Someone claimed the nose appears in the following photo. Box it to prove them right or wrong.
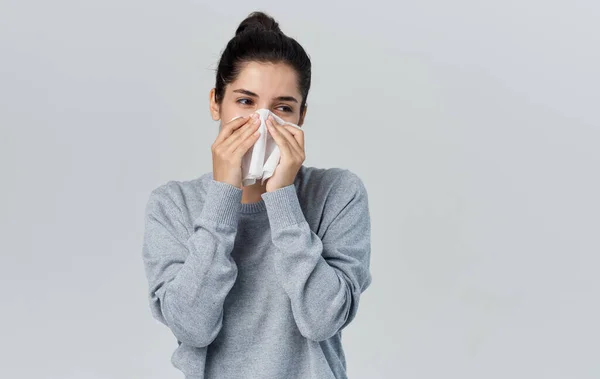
[256,103,272,112]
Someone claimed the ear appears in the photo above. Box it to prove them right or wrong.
[298,103,307,127]
[209,88,220,121]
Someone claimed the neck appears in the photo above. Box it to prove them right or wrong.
[241,181,267,204]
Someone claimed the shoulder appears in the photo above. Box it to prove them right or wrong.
[303,166,367,197]
[327,169,368,210]
[145,172,213,217]
[332,168,367,194]
[304,167,370,241]
[298,165,368,212]
[299,164,365,186]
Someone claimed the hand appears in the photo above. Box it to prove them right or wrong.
[211,113,261,188]
[264,115,306,192]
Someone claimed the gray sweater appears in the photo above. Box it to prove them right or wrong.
[142,164,372,379]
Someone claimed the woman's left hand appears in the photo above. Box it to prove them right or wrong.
[265,114,305,192]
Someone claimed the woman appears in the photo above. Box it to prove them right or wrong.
[142,11,372,379]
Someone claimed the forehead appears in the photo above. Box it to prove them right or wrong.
[230,61,300,97]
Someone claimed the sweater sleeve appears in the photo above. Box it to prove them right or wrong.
[261,170,373,342]
[142,179,242,347]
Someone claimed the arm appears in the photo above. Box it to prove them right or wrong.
[261,170,373,342]
[142,179,242,347]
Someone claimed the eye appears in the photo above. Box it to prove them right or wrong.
[276,105,293,113]
[236,98,254,106]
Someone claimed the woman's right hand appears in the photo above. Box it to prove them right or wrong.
[211,113,262,188]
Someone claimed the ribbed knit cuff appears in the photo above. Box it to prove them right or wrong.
[195,179,242,228]
[261,184,306,229]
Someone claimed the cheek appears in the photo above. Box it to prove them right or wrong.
[220,110,254,125]
[218,107,241,124]
[220,99,254,122]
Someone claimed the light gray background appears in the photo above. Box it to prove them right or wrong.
[1,1,598,378]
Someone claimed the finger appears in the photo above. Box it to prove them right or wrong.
[216,114,259,149]
[232,127,262,158]
[213,115,251,146]
[221,114,261,151]
[267,118,303,156]
[266,118,293,158]
[227,118,261,154]
[280,123,304,151]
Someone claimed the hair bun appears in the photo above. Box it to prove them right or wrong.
[235,11,282,36]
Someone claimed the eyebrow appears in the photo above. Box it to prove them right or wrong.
[233,88,298,103]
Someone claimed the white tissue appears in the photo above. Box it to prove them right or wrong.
[227,108,301,187]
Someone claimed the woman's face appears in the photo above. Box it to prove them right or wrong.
[209,61,306,127]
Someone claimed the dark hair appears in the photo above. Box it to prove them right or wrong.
[214,11,311,116]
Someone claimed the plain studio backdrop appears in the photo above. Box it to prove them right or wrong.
[1,1,598,378]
